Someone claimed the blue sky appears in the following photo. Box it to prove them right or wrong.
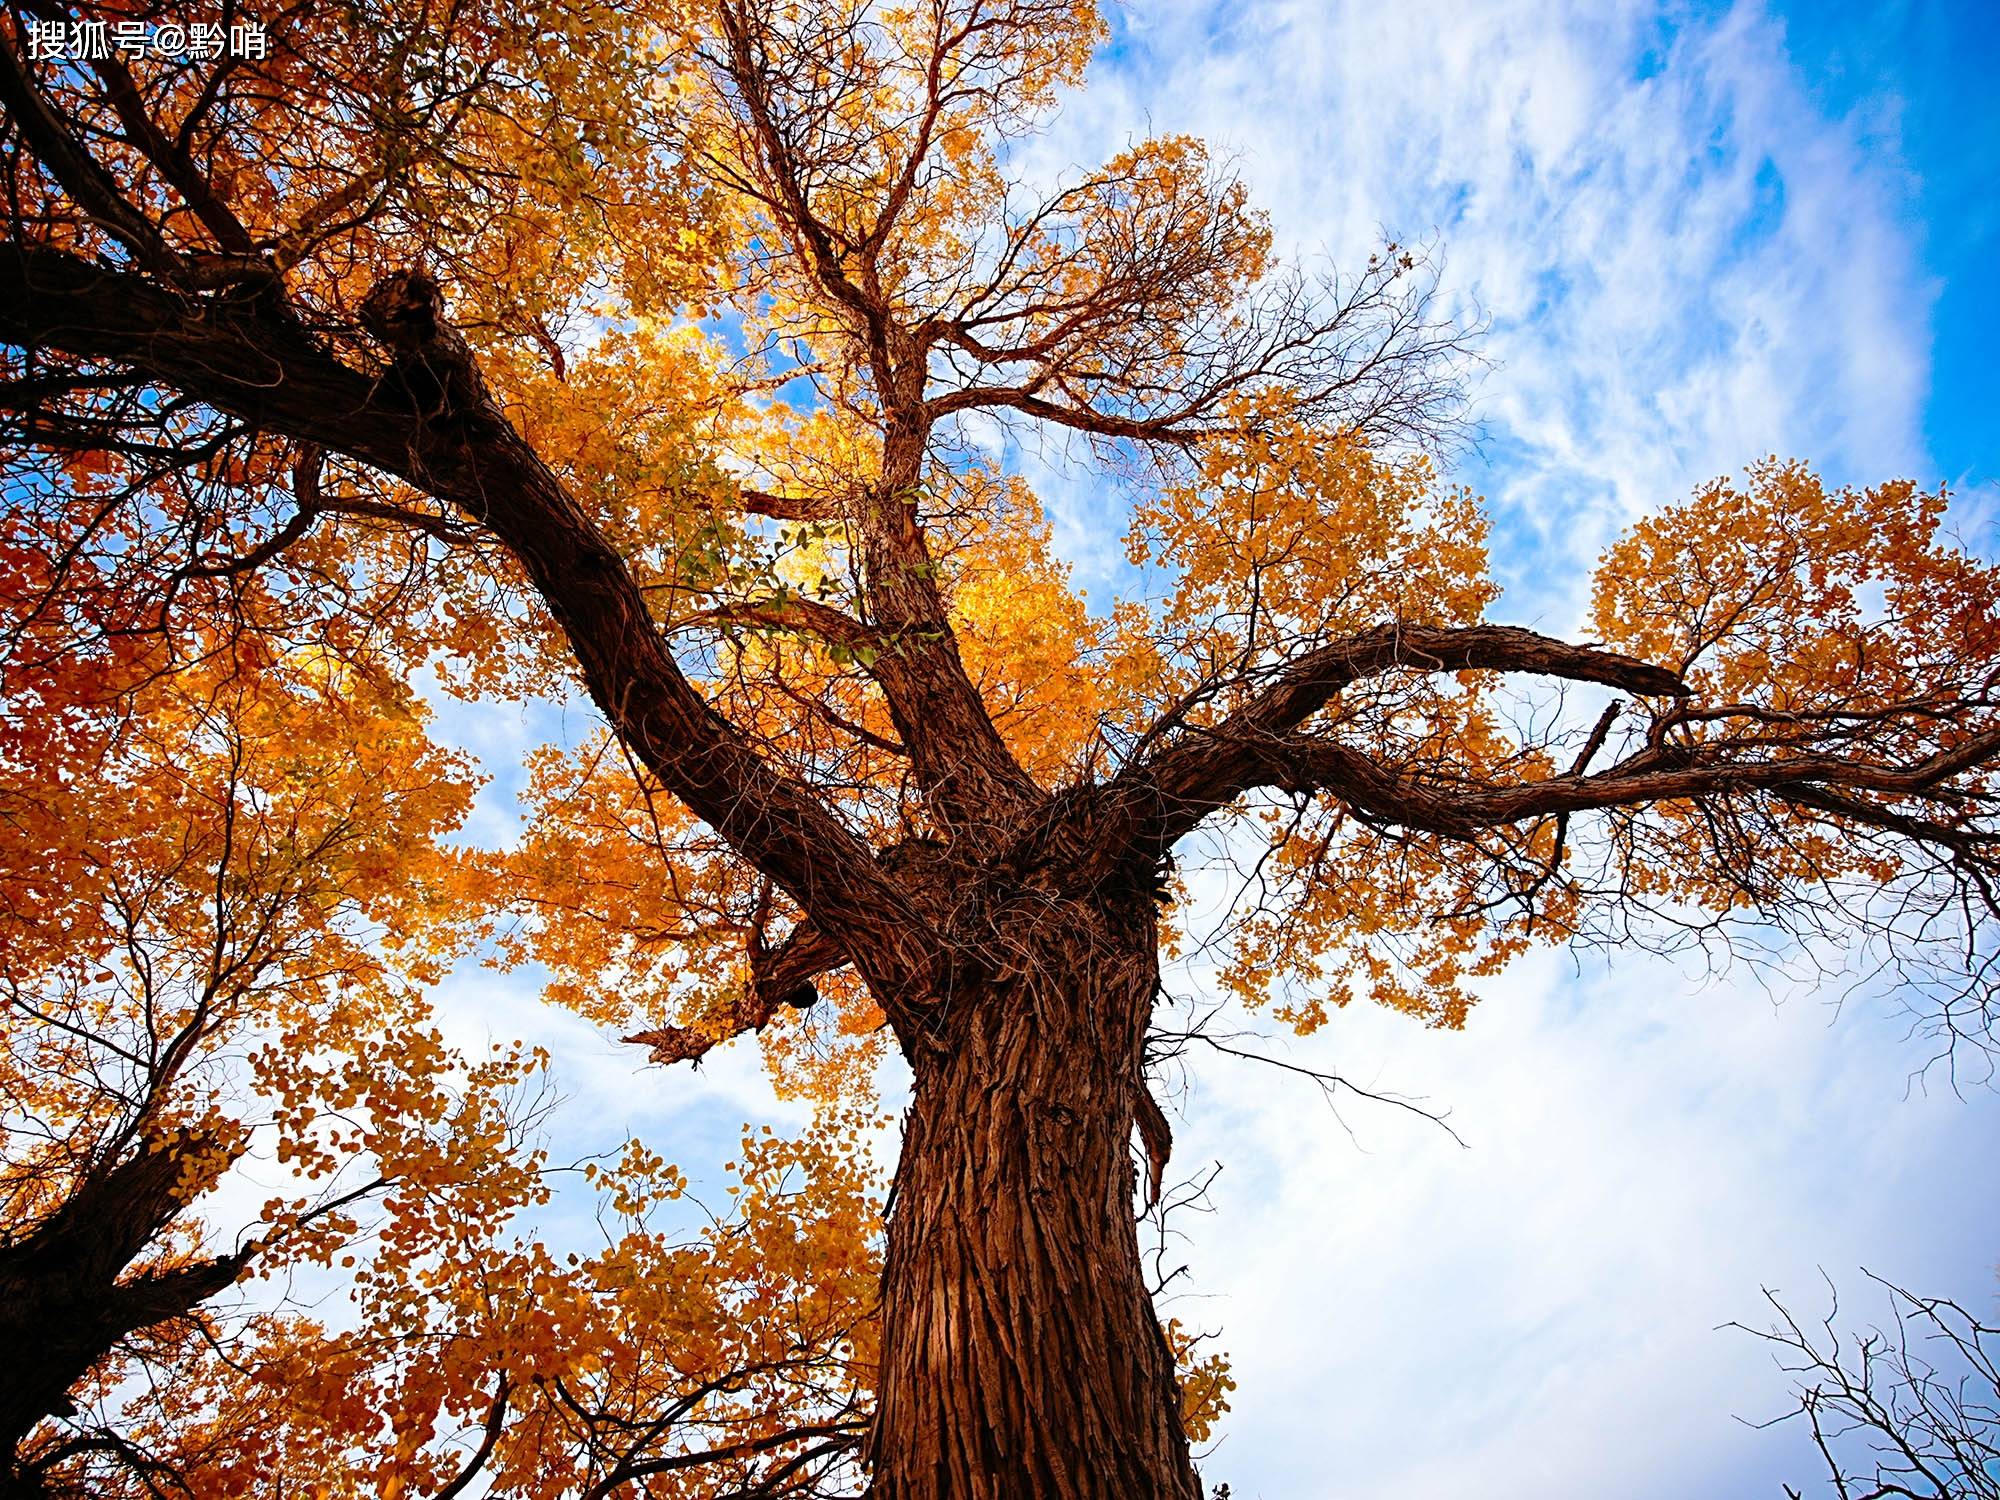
[1773,0,2000,491]
[1017,3,2000,1496]
[386,4,2000,1496]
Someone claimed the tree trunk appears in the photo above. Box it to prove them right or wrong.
[865,895,1200,1500]
[0,1135,249,1472]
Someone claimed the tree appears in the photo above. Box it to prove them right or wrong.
[6,1,2000,1495]
[1736,1274,2000,1499]
[0,558,534,1489]
[0,520,884,1497]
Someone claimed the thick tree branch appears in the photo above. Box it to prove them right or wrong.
[0,1130,255,1455]
[708,4,1046,829]
[1216,725,2000,844]
[0,246,940,1009]
[1115,622,1692,851]
[679,597,878,653]
[734,486,842,522]
[434,1374,512,1500]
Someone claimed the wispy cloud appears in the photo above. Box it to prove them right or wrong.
[1030,0,1932,626]
[1164,940,2000,1497]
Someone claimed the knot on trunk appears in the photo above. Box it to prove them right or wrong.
[359,267,447,348]
[359,267,492,422]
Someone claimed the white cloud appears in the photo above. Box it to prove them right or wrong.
[1166,940,2000,1497]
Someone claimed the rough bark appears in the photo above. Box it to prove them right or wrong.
[865,888,1200,1500]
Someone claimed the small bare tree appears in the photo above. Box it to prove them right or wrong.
[1734,1273,2000,1499]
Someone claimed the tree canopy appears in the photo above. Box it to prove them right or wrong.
[4,1,1999,1495]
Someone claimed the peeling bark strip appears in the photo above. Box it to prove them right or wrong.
[626,918,836,1065]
